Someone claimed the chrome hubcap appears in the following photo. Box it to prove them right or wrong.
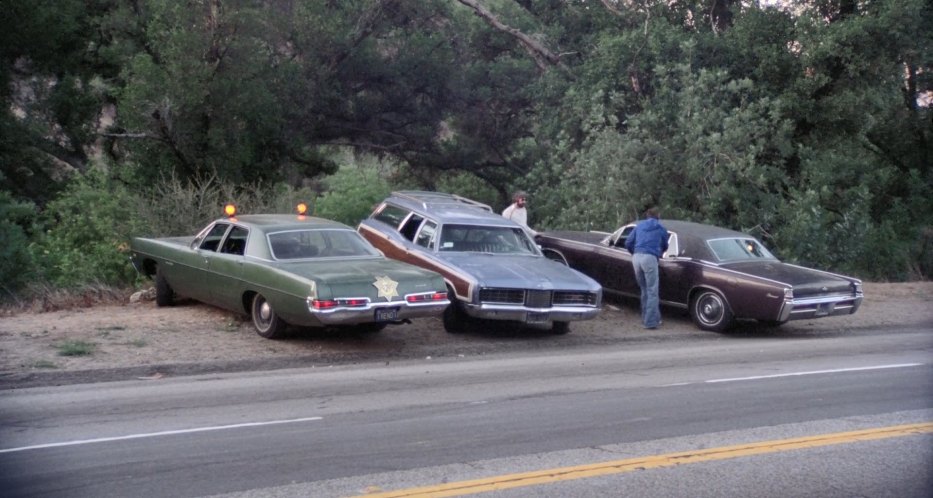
[259,301,272,322]
[699,296,722,323]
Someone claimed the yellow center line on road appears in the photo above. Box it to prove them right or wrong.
[355,422,933,498]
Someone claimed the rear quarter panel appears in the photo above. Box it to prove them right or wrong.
[691,264,787,321]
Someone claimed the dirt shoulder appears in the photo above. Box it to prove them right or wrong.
[1,282,931,388]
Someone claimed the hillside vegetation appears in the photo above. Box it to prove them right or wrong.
[1,0,931,299]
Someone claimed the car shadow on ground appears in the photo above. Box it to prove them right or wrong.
[608,294,858,339]
[453,319,574,339]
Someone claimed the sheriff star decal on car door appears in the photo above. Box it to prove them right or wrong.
[373,276,399,301]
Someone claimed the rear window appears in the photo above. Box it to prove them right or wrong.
[268,229,380,260]
[707,237,776,262]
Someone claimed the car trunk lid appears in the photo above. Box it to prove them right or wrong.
[724,261,855,297]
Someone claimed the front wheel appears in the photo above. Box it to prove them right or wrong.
[690,289,734,332]
[442,294,469,334]
[154,266,174,307]
[551,321,571,335]
[251,293,287,339]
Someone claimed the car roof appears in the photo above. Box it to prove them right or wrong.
[387,191,493,213]
[218,214,352,232]
[659,220,754,240]
[383,191,516,226]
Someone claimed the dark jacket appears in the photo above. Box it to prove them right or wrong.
[625,218,669,258]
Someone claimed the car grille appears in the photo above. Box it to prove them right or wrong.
[524,290,552,308]
[554,291,598,306]
[479,288,525,304]
[478,289,595,308]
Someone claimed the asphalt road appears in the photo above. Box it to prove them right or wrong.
[1,326,931,497]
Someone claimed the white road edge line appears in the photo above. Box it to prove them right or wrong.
[706,363,924,384]
[0,416,323,454]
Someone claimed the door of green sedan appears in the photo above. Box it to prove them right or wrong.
[206,226,251,309]
[183,222,232,305]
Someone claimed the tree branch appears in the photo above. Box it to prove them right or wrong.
[453,0,570,75]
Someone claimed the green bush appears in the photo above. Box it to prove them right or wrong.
[314,164,392,226]
[0,191,39,295]
[35,171,146,287]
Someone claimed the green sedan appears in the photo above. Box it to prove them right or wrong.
[130,209,450,338]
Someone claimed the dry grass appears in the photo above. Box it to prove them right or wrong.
[0,283,130,316]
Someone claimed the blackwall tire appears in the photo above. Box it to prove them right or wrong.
[155,267,174,307]
[251,293,287,339]
[442,299,469,334]
[690,289,734,332]
[551,321,571,335]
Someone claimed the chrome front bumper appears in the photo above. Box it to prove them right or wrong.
[463,302,601,323]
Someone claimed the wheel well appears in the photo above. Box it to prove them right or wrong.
[143,259,158,278]
[444,280,465,302]
[241,291,257,315]
[689,286,722,305]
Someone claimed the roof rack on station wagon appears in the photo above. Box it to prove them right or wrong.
[391,191,493,212]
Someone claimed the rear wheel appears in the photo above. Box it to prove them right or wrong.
[154,267,174,307]
[690,289,734,332]
[251,293,287,339]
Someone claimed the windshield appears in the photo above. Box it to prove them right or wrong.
[268,229,380,260]
[707,237,776,262]
[438,224,538,255]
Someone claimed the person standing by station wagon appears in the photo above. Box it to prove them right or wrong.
[502,190,537,235]
[625,207,669,329]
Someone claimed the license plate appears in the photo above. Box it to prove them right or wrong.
[814,303,833,317]
[375,307,399,322]
[526,312,549,323]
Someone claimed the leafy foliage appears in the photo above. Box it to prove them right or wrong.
[0,191,39,295]
[314,164,392,227]
[2,0,931,287]
[35,171,146,287]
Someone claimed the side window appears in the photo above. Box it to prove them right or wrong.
[613,226,635,248]
[199,223,230,252]
[663,232,678,258]
[399,214,424,241]
[415,221,437,250]
[373,204,410,229]
[220,226,249,255]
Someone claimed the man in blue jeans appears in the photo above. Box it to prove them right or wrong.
[625,207,669,329]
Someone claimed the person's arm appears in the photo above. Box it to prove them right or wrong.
[625,229,636,253]
[660,229,669,255]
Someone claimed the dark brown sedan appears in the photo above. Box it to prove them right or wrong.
[536,220,863,331]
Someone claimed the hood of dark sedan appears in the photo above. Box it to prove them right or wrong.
[437,253,600,291]
[723,261,858,296]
